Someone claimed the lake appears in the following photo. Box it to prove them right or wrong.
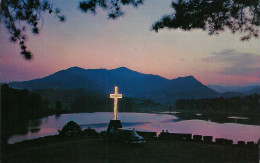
[8,112,260,144]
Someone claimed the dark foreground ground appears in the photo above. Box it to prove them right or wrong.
[2,136,259,163]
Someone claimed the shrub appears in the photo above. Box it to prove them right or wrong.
[82,127,99,137]
[58,121,82,137]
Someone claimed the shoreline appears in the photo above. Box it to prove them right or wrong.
[3,136,259,163]
[6,111,260,144]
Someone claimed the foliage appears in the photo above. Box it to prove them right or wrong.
[1,0,65,59]
[58,121,82,137]
[1,0,259,60]
[1,0,143,60]
[175,94,260,114]
[55,100,62,110]
[1,84,65,141]
[79,0,144,19]
[82,127,99,137]
[68,94,115,112]
[1,84,57,152]
[152,0,260,41]
[1,86,159,127]
[69,94,160,112]
[32,88,93,109]
[1,84,50,123]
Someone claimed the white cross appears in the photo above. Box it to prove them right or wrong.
[110,86,123,120]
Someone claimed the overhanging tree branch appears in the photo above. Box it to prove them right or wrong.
[1,0,66,60]
[1,0,259,60]
[152,0,260,41]
[78,0,144,19]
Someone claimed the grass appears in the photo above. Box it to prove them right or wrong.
[2,136,259,163]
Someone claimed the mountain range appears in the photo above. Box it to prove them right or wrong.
[9,66,259,103]
[207,84,260,95]
[9,66,221,103]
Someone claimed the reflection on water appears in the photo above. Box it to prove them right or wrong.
[158,111,181,114]
[28,119,42,127]
[169,112,259,125]
[8,112,260,144]
[30,128,40,133]
[228,116,249,120]
[80,122,150,129]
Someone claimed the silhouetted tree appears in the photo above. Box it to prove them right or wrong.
[55,100,62,110]
[1,84,53,154]
[78,0,144,19]
[2,0,258,60]
[175,94,260,114]
[1,84,57,138]
[152,0,259,41]
[1,0,143,60]
[82,127,99,137]
[58,121,82,137]
[1,0,65,59]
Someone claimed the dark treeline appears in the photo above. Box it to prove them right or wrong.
[1,84,160,146]
[1,85,160,127]
[33,88,160,113]
[70,95,159,112]
[1,84,63,122]
[1,84,66,149]
[175,95,260,115]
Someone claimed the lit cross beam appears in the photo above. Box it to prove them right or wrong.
[110,86,123,120]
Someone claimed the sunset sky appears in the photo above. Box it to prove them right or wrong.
[1,0,259,86]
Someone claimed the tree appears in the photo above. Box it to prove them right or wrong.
[152,0,259,41]
[1,0,66,59]
[1,0,259,60]
[78,0,143,19]
[55,100,62,110]
[58,121,82,137]
[1,0,143,60]
[82,127,99,137]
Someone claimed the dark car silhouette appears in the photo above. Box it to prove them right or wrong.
[116,128,145,144]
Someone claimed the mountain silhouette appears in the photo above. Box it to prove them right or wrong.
[9,66,220,103]
[207,84,260,95]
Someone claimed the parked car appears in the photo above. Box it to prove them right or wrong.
[116,128,145,144]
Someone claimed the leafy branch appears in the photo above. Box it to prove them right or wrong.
[1,0,66,60]
[1,0,259,60]
[78,0,144,19]
[152,0,260,41]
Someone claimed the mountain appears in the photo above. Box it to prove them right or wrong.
[245,88,260,95]
[9,66,220,103]
[219,91,244,98]
[236,86,260,94]
[207,85,235,93]
[207,84,260,95]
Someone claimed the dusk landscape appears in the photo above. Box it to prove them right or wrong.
[1,0,260,162]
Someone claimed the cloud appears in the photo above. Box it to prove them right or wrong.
[203,49,260,78]
[180,58,185,61]
[222,67,260,78]
[211,49,236,56]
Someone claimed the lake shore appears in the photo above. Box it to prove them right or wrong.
[2,136,259,163]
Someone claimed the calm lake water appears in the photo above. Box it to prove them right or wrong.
[8,112,260,144]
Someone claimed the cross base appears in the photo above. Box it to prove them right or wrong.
[107,120,122,133]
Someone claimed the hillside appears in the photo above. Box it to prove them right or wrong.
[9,66,220,103]
[207,85,260,95]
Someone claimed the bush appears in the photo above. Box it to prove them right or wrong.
[58,121,82,137]
[82,127,99,137]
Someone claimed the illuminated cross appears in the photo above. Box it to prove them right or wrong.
[110,86,123,120]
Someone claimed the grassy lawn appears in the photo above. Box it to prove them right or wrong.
[2,136,259,163]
